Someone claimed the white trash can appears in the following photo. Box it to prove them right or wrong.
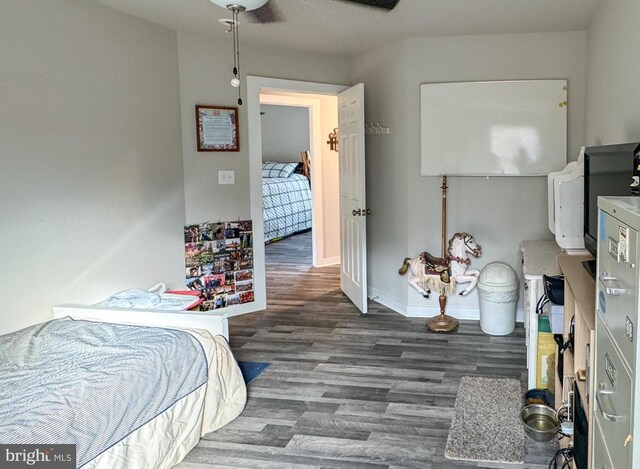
[478,262,519,335]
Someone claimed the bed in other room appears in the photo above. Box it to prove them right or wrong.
[262,161,312,242]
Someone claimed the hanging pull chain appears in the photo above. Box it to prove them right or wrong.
[231,14,237,77]
[233,9,242,105]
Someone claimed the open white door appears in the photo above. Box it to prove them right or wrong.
[338,83,367,314]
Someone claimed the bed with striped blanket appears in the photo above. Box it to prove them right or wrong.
[263,172,312,242]
[0,317,246,468]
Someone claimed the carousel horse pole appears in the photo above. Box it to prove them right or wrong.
[441,176,447,258]
[425,175,460,333]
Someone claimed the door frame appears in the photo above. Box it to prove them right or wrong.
[246,76,348,311]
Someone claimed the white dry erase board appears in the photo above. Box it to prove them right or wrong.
[420,80,567,176]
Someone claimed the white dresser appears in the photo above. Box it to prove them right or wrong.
[521,240,562,389]
[593,197,640,468]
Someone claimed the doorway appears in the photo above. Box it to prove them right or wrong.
[260,101,313,267]
[247,76,347,308]
[259,91,340,271]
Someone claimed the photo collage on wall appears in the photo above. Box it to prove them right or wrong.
[184,220,254,310]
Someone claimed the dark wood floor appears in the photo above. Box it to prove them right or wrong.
[180,243,557,468]
[265,231,313,266]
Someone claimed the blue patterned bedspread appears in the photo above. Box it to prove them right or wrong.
[0,318,208,467]
[263,173,312,242]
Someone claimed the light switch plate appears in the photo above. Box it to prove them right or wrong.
[218,170,235,185]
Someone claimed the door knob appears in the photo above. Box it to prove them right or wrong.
[353,208,371,217]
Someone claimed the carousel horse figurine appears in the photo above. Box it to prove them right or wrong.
[398,251,449,299]
[398,232,482,298]
[447,232,482,295]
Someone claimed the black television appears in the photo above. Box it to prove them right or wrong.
[582,142,640,277]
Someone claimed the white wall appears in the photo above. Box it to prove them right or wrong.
[586,0,640,145]
[353,32,588,318]
[261,105,310,163]
[0,3,599,333]
[404,32,587,317]
[177,33,349,314]
[351,41,410,309]
[0,0,185,334]
[177,32,351,226]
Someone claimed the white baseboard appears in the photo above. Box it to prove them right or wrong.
[405,304,482,320]
[369,288,407,315]
[369,287,524,322]
[315,255,340,267]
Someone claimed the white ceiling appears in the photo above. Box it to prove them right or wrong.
[92,0,605,56]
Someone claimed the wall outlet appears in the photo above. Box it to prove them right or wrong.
[218,170,235,185]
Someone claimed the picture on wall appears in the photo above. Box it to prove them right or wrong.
[184,220,254,310]
[195,105,239,152]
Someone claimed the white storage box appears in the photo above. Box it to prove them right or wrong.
[549,304,564,334]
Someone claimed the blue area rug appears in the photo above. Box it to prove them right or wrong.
[237,361,270,384]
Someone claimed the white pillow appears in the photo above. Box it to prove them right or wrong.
[262,162,298,178]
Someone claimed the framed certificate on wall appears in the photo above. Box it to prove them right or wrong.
[195,105,239,152]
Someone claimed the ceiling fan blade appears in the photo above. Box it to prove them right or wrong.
[246,2,284,23]
[339,0,401,10]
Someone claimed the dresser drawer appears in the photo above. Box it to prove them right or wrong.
[593,415,615,469]
[597,215,638,370]
[594,316,633,468]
